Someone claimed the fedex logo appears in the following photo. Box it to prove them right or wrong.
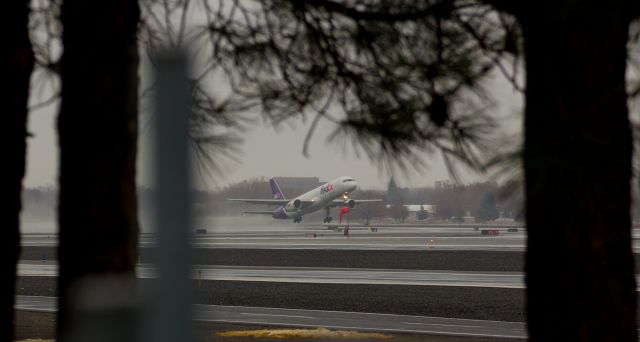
[320,183,334,195]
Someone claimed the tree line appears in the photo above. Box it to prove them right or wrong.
[23,177,640,224]
[19,179,521,223]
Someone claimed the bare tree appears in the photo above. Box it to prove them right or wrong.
[18,0,640,340]
[57,0,140,338]
[179,0,640,340]
[16,1,241,338]
[139,0,246,178]
[0,1,34,340]
[495,3,639,340]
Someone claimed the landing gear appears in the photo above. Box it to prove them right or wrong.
[323,207,332,223]
[293,216,302,223]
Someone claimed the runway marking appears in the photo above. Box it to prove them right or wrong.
[18,263,640,291]
[240,313,314,319]
[188,236,526,240]
[16,263,525,288]
[404,322,487,329]
[189,243,528,248]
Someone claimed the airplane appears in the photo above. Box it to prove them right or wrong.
[228,176,383,223]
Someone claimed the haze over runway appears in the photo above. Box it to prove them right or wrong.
[18,262,527,288]
[19,223,640,253]
[14,217,612,339]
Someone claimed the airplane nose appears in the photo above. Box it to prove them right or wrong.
[351,181,358,192]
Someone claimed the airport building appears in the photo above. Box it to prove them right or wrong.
[276,176,323,188]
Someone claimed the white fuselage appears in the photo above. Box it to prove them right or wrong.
[279,176,357,218]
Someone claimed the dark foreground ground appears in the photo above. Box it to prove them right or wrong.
[17,277,525,321]
[23,246,640,273]
[17,247,526,341]
[15,311,521,342]
[23,247,525,272]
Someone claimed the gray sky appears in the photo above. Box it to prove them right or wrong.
[135,112,464,191]
[22,2,525,192]
[24,72,522,191]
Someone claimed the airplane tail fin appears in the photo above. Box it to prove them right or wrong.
[270,178,286,200]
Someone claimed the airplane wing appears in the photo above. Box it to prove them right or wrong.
[330,199,385,207]
[243,211,276,215]
[227,198,289,205]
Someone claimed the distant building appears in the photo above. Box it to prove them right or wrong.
[462,216,476,223]
[435,180,451,189]
[386,204,435,220]
[403,204,435,214]
[277,176,322,186]
[463,210,476,223]
[276,177,323,192]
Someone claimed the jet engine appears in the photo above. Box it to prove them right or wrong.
[346,199,356,208]
[293,199,302,209]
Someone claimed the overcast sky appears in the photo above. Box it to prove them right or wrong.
[24,71,522,192]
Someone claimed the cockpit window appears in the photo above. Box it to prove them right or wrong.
[343,178,355,182]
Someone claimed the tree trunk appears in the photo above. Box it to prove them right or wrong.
[58,0,139,338]
[0,1,34,341]
[520,4,637,341]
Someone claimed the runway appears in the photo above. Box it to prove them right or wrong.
[15,295,528,339]
[14,218,633,339]
[17,263,525,288]
[184,229,528,251]
[20,223,529,251]
[21,231,640,252]
[21,216,640,253]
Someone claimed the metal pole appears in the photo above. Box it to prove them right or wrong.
[149,50,193,342]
